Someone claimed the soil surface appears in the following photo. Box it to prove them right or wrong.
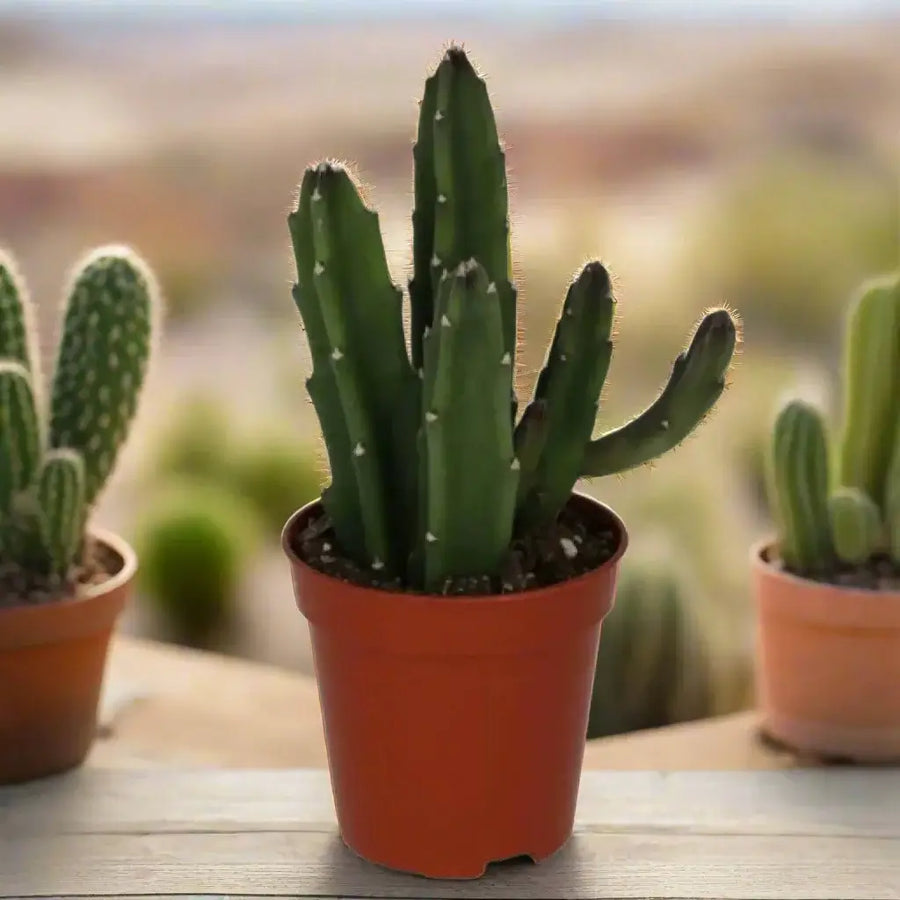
[773,553,900,593]
[292,503,620,596]
[0,537,122,609]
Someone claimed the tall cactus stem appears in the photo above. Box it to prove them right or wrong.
[768,400,833,574]
[516,261,615,526]
[837,277,900,508]
[421,259,518,591]
[49,247,156,508]
[886,416,900,564]
[0,361,41,516]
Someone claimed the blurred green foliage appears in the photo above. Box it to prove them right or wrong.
[684,150,899,347]
[134,479,263,647]
[588,546,716,739]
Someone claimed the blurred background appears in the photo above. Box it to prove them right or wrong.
[1,0,898,736]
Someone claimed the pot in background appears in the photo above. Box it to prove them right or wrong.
[752,539,900,763]
[0,530,136,784]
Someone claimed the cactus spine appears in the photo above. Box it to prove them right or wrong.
[287,45,739,592]
[766,273,900,578]
[0,247,157,593]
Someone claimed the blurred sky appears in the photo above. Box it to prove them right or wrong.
[1,0,898,21]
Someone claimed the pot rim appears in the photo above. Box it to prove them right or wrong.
[751,535,900,600]
[282,490,629,603]
[0,526,137,615]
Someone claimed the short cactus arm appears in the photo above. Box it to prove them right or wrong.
[515,261,615,525]
[289,163,420,574]
[410,47,516,376]
[49,248,156,508]
[828,486,883,567]
[581,308,737,478]
[421,260,518,591]
[0,362,41,516]
[886,416,900,564]
[768,400,834,574]
[837,276,900,509]
[35,449,86,578]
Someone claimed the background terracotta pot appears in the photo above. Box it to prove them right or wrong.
[0,530,136,784]
[283,492,628,879]
[752,539,900,763]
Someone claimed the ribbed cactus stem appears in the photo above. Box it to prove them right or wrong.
[828,486,883,567]
[49,248,156,508]
[288,163,420,574]
[421,259,518,591]
[36,449,86,577]
[581,308,737,478]
[516,261,615,526]
[409,45,516,378]
[837,276,900,509]
[0,362,41,516]
[0,251,40,381]
[768,400,833,574]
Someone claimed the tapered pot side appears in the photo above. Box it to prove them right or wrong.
[282,492,628,879]
[751,539,900,763]
[0,530,136,784]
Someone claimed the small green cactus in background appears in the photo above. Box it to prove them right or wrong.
[767,273,900,578]
[0,246,158,597]
[135,479,261,647]
[287,46,739,593]
[587,551,715,739]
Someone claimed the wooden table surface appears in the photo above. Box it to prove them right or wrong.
[93,636,801,770]
[2,768,899,899]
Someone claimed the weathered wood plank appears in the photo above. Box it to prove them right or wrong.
[3,769,899,838]
[1,770,899,899]
[3,831,899,899]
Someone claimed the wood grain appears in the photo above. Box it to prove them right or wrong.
[2,769,899,899]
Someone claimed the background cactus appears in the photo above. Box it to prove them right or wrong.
[766,273,900,578]
[587,551,715,739]
[0,246,157,599]
[288,45,739,592]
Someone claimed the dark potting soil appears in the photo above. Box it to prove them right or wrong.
[774,553,900,592]
[0,537,122,610]
[292,503,619,596]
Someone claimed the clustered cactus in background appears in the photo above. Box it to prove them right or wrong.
[587,551,715,739]
[768,274,900,583]
[0,247,156,602]
[288,45,739,594]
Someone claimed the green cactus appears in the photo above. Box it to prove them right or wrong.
[769,400,833,574]
[286,45,739,592]
[828,487,882,567]
[0,246,158,595]
[587,553,715,739]
[766,273,900,578]
[36,450,86,579]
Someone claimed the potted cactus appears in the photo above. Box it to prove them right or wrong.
[0,246,158,784]
[756,272,900,762]
[281,46,738,879]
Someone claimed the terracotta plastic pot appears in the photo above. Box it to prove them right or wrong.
[0,530,136,784]
[283,492,627,879]
[752,539,900,763]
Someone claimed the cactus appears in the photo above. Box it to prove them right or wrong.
[766,273,900,578]
[587,553,715,739]
[0,246,158,596]
[287,45,739,592]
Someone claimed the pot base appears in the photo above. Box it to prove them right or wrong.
[341,831,570,881]
[761,713,900,765]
